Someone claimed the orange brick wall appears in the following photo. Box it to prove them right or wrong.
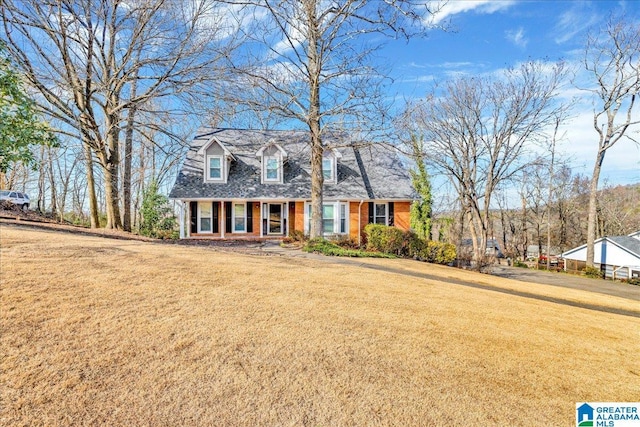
[251,202,261,236]
[393,201,411,231]
[349,201,369,241]
[294,201,305,234]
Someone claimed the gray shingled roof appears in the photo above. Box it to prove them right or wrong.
[608,236,640,258]
[169,128,415,200]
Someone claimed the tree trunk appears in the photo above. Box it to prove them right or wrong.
[586,149,606,267]
[47,148,57,218]
[465,199,487,266]
[123,108,135,231]
[309,125,324,238]
[37,145,46,213]
[102,158,122,230]
[500,209,508,256]
[521,195,528,260]
[122,63,139,232]
[305,1,324,239]
[101,108,123,230]
[83,138,100,228]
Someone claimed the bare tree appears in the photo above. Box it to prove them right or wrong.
[223,0,442,238]
[407,61,567,265]
[2,0,235,229]
[545,113,566,269]
[581,16,640,266]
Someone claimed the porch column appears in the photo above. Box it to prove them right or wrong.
[285,201,289,236]
[179,201,185,239]
[260,202,264,238]
[221,201,225,239]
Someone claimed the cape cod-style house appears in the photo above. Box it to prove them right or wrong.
[169,128,415,241]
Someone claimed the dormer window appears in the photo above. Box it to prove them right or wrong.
[322,157,333,180]
[208,156,222,180]
[199,137,234,183]
[257,142,287,184]
[265,156,280,182]
[322,148,341,184]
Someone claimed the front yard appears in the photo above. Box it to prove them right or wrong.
[1,225,638,426]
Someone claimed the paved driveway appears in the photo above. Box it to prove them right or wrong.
[261,241,640,304]
[489,265,640,301]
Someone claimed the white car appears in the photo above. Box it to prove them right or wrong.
[0,190,30,210]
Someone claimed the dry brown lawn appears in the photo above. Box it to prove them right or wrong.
[1,225,638,426]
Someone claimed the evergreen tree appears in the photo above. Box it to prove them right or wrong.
[140,181,176,238]
[409,135,433,240]
[0,42,56,178]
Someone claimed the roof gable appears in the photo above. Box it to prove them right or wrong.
[256,141,288,158]
[169,128,415,201]
[197,136,235,160]
[562,235,640,265]
[608,236,640,258]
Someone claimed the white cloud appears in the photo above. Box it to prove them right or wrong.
[553,5,600,44]
[557,108,640,184]
[427,0,516,25]
[505,27,528,48]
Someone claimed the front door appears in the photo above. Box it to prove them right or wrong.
[268,204,282,234]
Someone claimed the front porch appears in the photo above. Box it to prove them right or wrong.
[178,199,410,242]
[181,200,296,239]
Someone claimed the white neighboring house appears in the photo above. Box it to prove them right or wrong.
[561,231,640,280]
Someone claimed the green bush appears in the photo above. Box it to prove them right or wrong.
[417,240,456,265]
[364,224,404,255]
[402,230,425,258]
[139,181,177,238]
[363,224,456,264]
[303,238,393,258]
[583,266,604,279]
[513,260,528,268]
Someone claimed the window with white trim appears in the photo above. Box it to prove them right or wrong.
[233,203,246,232]
[207,155,223,180]
[322,157,333,180]
[322,204,334,234]
[375,203,387,224]
[199,202,212,232]
[264,156,280,182]
[306,202,348,235]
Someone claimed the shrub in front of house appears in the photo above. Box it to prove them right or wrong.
[424,240,457,265]
[332,235,360,250]
[364,223,404,255]
[303,238,393,258]
[402,230,425,258]
[412,239,456,265]
[365,224,456,265]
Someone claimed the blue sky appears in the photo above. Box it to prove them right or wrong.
[381,0,640,188]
